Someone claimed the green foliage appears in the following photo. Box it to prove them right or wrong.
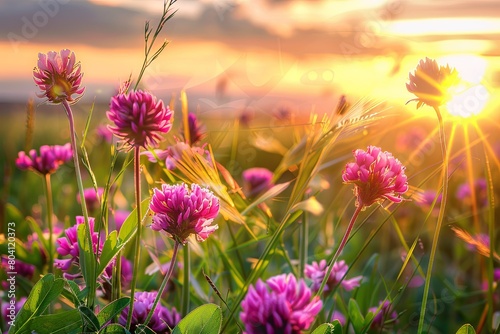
[96,297,130,327]
[8,274,65,334]
[311,322,343,334]
[456,324,476,334]
[172,304,222,334]
[13,310,82,334]
[348,298,366,334]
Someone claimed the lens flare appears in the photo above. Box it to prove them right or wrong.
[446,84,490,118]
[438,55,490,118]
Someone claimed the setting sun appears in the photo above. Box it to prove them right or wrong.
[440,55,490,118]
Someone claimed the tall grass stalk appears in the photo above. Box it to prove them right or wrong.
[484,143,495,331]
[418,106,450,333]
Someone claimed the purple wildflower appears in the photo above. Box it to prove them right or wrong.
[96,124,114,144]
[54,216,99,277]
[33,49,85,104]
[101,256,133,300]
[305,259,362,293]
[368,300,398,330]
[242,167,274,198]
[77,187,104,213]
[456,178,488,208]
[16,143,72,175]
[331,310,346,327]
[240,273,322,334]
[107,90,173,149]
[119,291,181,333]
[150,183,220,245]
[342,146,408,209]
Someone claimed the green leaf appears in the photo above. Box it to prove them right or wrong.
[100,323,131,334]
[348,298,365,334]
[172,304,222,334]
[456,324,476,334]
[96,297,130,327]
[65,280,87,306]
[97,230,119,275]
[77,222,97,294]
[79,305,101,332]
[16,309,82,334]
[117,198,151,247]
[311,322,342,334]
[9,274,64,334]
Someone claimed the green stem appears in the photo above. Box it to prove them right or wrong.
[62,100,96,309]
[181,243,190,316]
[418,106,449,333]
[144,242,180,326]
[316,205,363,297]
[299,210,309,278]
[42,173,54,274]
[127,146,143,329]
[111,254,122,302]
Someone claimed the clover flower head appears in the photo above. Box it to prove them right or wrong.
[150,183,220,245]
[342,146,408,209]
[119,291,181,333]
[240,273,322,334]
[107,90,173,149]
[33,49,85,104]
[181,113,206,145]
[304,259,362,293]
[242,167,274,198]
[406,57,460,109]
[54,216,99,276]
[16,143,72,175]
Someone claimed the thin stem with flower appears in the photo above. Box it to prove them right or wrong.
[316,205,362,297]
[418,106,449,333]
[126,146,143,329]
[181,244,190,316]
[62,99,96,309]
[144,241,180,326]
[42,173,54,273]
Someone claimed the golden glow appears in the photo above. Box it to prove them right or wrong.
[387,18,500,36]
[446,84,490,118]
[438,54,488,84]
[440,55,490,118]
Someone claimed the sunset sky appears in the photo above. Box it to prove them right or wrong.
[1,0,499,117]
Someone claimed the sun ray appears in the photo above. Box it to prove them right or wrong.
[462,123,480,230]
[472,121,500,174]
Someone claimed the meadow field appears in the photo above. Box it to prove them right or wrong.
[1,1,500,333]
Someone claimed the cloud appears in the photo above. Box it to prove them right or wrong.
[0,0,145,48]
